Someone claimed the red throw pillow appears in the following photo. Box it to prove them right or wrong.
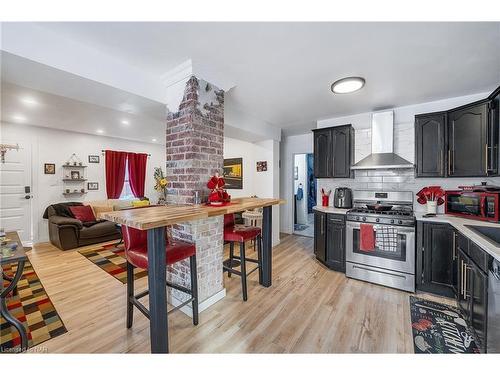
[69,205,96,223]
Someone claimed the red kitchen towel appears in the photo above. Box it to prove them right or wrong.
[360,223,375,251]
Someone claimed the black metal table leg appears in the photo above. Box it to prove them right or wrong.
[260,205,272,287]
[1,260,28,352]
[2,271,17,295]
[147,227,168,353]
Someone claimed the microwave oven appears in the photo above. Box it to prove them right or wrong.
[445,190,500,222]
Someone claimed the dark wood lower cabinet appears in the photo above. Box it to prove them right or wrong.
[418,221,492,352]
[313,211,345,273]
[314,211,327,264]
[326,214,345,272]
[457,247,488,352]
[416,222,456,298]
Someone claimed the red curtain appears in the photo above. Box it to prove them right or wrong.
[105,150,127,199]
[127,152,148,198]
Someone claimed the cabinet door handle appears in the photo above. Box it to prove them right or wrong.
[321,215,324,235]
[464,264,468,299]
[452,233,456,260]
[448,149,452,175]
[461,260,465,297]
[440,149,444,175]
[485,144,489,174]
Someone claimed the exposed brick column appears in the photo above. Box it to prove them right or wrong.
[166,76,224,205]
[165,76,225,311]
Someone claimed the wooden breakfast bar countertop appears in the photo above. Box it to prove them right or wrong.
[101,197,284,230]
[101,197,284,354]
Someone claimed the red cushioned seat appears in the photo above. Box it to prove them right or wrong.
[223,214,261,242]
[122,226,196,269]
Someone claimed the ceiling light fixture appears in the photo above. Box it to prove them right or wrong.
[21,97,39,106]
[152,138,157,142]
[121,120,130,125]
[96,129,105,134]
[331,77,366,94]
[11,114,27,122]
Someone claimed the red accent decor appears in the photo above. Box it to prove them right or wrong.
[121,226,196,269]
[105,150,128,199]
[223,213,261,242]
[224,225,261,243]
[359,223,375,251]
[127,152,148,198]
[322,195,329,206]
[69,205,96,222]
[206,173,231,204]
[416,186,445,206]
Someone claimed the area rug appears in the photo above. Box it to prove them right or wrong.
[1,261,67,353]
[409,296,480,354]
[78,243,147,284]
[294,224,309,231]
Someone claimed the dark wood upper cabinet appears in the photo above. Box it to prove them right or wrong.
[313,129,332,178]
[415,112,447,177]
[331,126,354,178]
[415,88,499,178]
[448,103,489,177]
[313,125,353,178]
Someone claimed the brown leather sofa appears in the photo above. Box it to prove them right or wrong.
[44,203,122,250]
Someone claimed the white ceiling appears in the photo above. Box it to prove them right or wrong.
[33,22,500,134]
[1,53,165,144]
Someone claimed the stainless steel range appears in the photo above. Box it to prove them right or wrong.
[345,190,416,292]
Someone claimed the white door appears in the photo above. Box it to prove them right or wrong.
[0,141,32,245]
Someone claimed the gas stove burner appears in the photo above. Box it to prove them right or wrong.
[349,207,414,217]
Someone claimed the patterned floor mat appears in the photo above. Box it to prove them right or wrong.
[78,243,147,283]
[410,296,480,353]
[1,261,67,353]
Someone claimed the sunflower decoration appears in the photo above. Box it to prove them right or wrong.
[154,167,168,203]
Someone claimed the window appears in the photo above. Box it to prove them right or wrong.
[120,161,134,199]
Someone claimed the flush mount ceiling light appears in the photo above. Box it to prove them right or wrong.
[96,129,105,134]
[20,97,39,106]
[152,138,157,142]
[331,77,366,94]
[121,119,130,126]
[11,114,27,122]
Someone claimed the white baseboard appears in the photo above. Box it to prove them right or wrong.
[170,288,226,317]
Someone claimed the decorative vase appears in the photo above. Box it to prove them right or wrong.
[322,195,329,207]
[426,200,437,214]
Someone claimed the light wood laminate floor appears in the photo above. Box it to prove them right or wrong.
[24,234,451,353]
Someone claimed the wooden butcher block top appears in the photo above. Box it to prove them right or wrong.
[101,197,285,230]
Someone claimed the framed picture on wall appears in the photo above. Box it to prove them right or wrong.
[256,161,267,172]
[44,163,56,174]
[87,182,99,191]
[223,158,243,189]
[88,155,100,163]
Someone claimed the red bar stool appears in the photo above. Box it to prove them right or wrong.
[223,214,262,301]
[122,225,199,329]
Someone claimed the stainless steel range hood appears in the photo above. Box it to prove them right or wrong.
[351,111,414,170]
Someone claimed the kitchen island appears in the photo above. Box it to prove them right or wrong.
[101,197,284,353]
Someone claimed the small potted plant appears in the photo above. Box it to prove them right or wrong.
[416,186,445,214]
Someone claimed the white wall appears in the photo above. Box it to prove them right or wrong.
[0,122,165,243]
[223,136,280,246]
[280,133,313,234]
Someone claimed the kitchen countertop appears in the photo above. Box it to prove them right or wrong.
[416,213,500,262]
[102,197,284,230]
[312,206,350,215]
